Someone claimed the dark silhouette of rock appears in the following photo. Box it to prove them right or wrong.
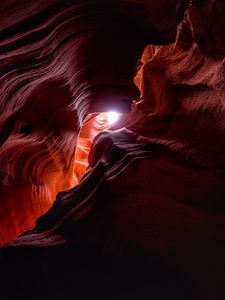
[1,1,225,299]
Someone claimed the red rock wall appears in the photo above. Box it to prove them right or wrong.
[0,0,188,245]
[1,1,225,300]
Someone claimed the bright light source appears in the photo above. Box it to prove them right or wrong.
[106,111,120,125]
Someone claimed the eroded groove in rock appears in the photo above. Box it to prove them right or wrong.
[74,112,122,182]
[1,1,225,300]
[0,0,188,245]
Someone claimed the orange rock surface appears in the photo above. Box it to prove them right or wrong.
[1,1,225,300]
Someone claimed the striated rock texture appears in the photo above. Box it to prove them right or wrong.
[0,0,188,245]
[1,0,225,300]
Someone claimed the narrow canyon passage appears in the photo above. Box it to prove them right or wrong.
[0,1,225,299]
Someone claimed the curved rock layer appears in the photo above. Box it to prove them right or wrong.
[1,1,225,300]
[74,112,122,182]
[0,0,188,245]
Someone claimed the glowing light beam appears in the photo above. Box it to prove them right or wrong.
[106,111,120,125]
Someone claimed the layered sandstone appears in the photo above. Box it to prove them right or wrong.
[1,1,225,299]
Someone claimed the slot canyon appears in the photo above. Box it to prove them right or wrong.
[0,0,225,299]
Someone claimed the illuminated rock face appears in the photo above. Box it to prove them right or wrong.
[0,0,188,245]
[1,0,225,300]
